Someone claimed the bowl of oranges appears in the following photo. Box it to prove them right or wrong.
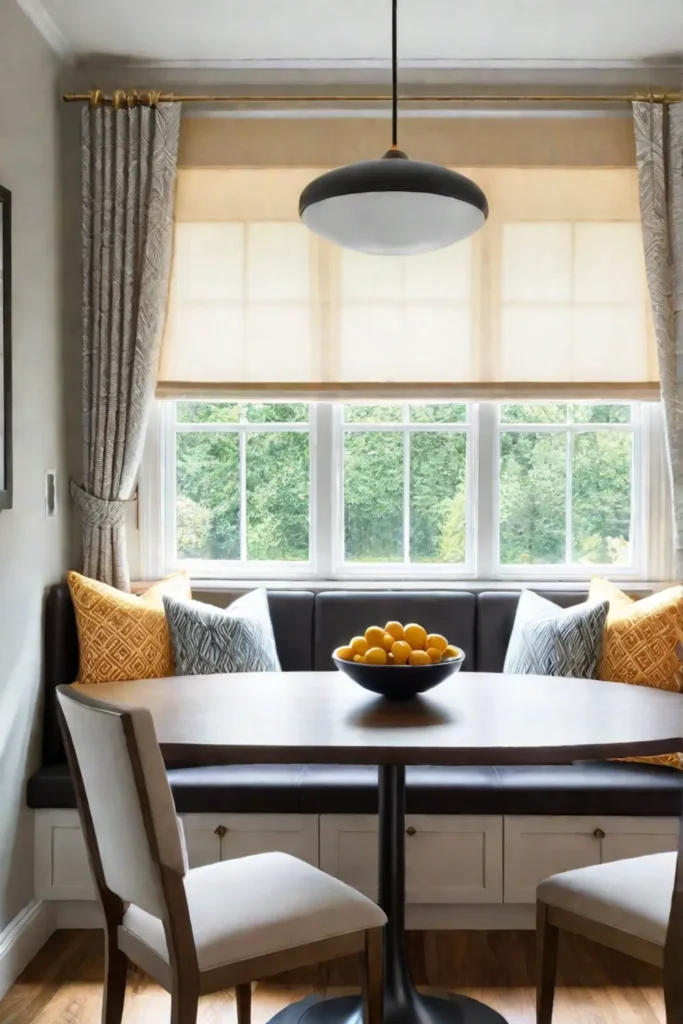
[333,622,465,700]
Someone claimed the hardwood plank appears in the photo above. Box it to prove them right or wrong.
[0,931,91,1024]
[0,929,668,1024]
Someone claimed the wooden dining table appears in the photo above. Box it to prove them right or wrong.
[74,670,683,1024]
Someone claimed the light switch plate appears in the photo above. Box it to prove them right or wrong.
[45,470,57,517]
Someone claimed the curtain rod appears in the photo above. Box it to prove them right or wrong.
[63,89,683,108]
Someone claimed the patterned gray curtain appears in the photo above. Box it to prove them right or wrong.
[633,101,683,577]
[72,101,181,589]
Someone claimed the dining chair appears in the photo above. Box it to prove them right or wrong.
[56,685,386,1024]
[536,842,683,1024]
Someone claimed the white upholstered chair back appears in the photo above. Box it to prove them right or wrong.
[57,687,186,919]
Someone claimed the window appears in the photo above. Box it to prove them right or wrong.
[145,399,663,581]
[146,160,666,582]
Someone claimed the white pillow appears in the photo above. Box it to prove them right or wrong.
[163,588,281,675]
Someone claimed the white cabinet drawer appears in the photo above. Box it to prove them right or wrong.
[179,815,222,868]
[600,821,678,863]
[320,815,503,904]
[180,814,319,869]
[504,815,679,904]
[35,810,95,900]
[34,810,320,898]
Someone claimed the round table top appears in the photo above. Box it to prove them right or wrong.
[72,670,683,767]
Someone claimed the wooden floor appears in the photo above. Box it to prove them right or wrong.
[0,929,666,1024]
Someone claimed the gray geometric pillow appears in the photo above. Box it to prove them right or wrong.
[504,590,608,678]
[163,588,281,676]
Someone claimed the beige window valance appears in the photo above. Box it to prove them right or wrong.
[157,118,657,401]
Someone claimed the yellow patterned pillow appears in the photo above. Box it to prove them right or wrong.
[589,577,683,770]
[67,571,192,684]
[590,577,683,691]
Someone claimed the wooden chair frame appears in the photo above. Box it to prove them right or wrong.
[57,686,384,1024]
[536,801,683,1024]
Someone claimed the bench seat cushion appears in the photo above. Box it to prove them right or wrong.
[27,761,683,817]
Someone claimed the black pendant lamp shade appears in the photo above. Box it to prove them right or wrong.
[299,1,488,255]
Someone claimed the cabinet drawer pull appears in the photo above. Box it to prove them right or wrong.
[406,826,417,837]
[593,828,605,839]
[214,825,227,838]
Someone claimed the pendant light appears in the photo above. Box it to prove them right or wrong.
[299,0,488,255]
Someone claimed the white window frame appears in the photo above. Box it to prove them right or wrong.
[139,399,672,585]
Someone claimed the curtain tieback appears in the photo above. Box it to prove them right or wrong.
[70,481,129,529]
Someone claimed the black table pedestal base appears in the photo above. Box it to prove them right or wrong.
[267,992,507,1024]
[266,764,509,1024]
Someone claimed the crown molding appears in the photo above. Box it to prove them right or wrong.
[14,0,71,61]
[77,56,683,72]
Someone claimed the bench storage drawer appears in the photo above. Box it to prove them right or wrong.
[504,815,678,904]
[320,814,503,904]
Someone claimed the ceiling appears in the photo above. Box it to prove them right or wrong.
[18,0,683,70]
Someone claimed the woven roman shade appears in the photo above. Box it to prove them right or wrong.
[157,117,657,400]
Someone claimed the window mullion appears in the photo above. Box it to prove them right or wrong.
[477,402,496,579]
[403,426,411,565]
[239,428,247,563]
[566,428,573,565]
[314,402,335,577]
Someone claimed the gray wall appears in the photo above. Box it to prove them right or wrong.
[0,0,69,931]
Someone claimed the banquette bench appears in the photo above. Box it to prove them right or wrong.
[30,584,683,928]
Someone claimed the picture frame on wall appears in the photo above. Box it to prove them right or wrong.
[0,185,11,511]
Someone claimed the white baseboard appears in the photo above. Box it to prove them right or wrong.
[0,900,55,1001]
[406,904,535,930]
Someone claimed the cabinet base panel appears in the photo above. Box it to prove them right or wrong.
[45,901,536,931]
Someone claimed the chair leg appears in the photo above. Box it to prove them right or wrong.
[236,983,252,1024]
[362,928,383,1024]
[664,939,683,1024]
[171,973,200,1024]
[102,931,127,1024]
[536,901,559,1024]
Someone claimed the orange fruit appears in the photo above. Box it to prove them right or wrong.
[387,653,395,664]
[335,646,355,662]
[385,621,404,641]
[408,649,431,666]
[353,653,366,663]
[443,644,460,660]
[366,646,388,665]
[391,640,411,665]
[381,632,395,651]
[427,647,442,663]
[404,623,427,650]
[426,634,448,654]
[350,636,369,656]
[365,625,386,648]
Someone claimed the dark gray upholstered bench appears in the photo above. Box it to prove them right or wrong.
[29,583,683,818]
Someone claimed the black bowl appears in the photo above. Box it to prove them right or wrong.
[332,651,466,700]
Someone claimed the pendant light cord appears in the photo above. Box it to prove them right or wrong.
[392,0,398,147]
